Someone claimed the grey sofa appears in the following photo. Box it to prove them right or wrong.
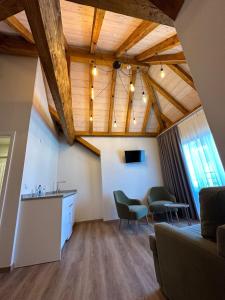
[150,188,225,300]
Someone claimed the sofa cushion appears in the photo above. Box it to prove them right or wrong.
[200,187,225,241]
[217,224,225,258]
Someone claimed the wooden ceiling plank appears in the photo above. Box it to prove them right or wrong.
[0,0,24,21]
[24,0,75,144]
[168,64,195,89]
[136,34,180,61]
[159,104,202,135]
[74,131,158,137]
[150,0,185,20]
[67,0,174,26]
[142,72,164,131]
[108,69,117,133]
[89,63,94,133]
[90,8,105,54]
[75,137,101,156]
[125,68,137,132]
[145,52,186,64]
[116,21,159,58]
[147,74,189,115]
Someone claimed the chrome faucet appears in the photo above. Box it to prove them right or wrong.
[56,181,66,193]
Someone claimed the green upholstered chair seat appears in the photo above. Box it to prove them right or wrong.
[113,190,148,222]
[149,200,178,213]
[128,205,148,219]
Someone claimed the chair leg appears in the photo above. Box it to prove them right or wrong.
[145,215,149,225]
[175,212,179,223]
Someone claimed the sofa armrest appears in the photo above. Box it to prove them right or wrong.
[217,224,225,258]
[149,234,162,287]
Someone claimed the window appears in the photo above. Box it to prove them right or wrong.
[0,137,11,195]
[179,110,225,214]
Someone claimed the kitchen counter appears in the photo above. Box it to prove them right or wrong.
[21,189,77,201]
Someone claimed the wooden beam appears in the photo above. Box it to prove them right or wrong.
[161,113,173,127]
[116,21,159,58]
[142,71,164,131]
[125,68,137,132]
[0,33,37,57]
[74,131,158,137]
[69,47,149,67]
[24,0,75,144]
[146,74,189,115]
[141,92,153,133]
[48,105,61,124]
[67,0,174,26]
[89,64,94,133]
[75,137,100,156]
[136,34,180,61]
[150,0,185,20]
[5,16,34,43]
[90,8,105,54]
[145,52,186,65]
[168,64,196,89]
[108,69,117,132]
[0,0,24,21]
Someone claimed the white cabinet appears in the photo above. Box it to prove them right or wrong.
[15,191,77,267]
[61,194,77,248]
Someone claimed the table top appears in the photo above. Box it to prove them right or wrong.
[163,203,189,208]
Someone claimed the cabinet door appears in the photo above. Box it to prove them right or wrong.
[67,203,73,240]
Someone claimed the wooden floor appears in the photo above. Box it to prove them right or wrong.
[0,221,165,300]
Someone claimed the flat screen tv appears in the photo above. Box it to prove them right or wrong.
[124,150,145,163]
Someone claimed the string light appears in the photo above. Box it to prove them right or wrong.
[127,64,131,70]
[90,115,93,122]
[92,65,97,76]
[91,86,94,100]
[130,81,135,92]
[133,117,137,125]
[113,120,117,128]
[142,91,147,103]
[160,65,165,79]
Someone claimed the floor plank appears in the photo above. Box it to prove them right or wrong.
[0,221,165,300]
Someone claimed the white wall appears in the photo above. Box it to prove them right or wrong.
[0,55,37,268]
[58,140,102,222]
[86,137,163,220]
[58,137,163,222]
[175,0,225,166]
[21,61,59,195]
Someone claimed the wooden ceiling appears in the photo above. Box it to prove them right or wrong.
[0,0,201,143]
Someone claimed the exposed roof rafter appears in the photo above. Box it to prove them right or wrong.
[144,52,186,65]
[90,8,105,54]
[24,0,75,144]
[116,20,159,58]
[168,64,195,89]
[136,34,180,61]
[0,0,24,21]
[5,16,34,44]
[108,69,117,133]
[125,68,137,132]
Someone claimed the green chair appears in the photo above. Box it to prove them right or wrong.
[113,190,148,228]
[147,187,178,222]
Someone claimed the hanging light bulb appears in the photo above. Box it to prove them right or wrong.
[113,120,117,128]
[91,86,94,100]
[133,117,137,125]
[127,64,131,70]
[142,91,147,103]
[130,82,135,92]
[160,65,165,79]
[92,65,97,76]
[90,115,93,122]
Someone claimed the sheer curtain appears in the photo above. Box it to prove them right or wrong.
[0,158,7,194]
[178,110,225,214]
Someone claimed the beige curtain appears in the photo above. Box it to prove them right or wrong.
[0,158,7,194]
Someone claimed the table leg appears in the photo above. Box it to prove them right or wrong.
[169,210,173,224]
[184,207,191,225]
[166,209,170,223]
